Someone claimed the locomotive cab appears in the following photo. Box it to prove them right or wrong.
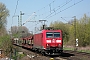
[44,30,63,55]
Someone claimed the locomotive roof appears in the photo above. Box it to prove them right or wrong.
[34,29,61,34]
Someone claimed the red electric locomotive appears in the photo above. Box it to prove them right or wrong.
[33,28,63,55]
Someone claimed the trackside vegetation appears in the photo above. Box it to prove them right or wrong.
[50,14,90,47]
[0,2,10,57]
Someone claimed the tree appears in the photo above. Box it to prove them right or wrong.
[76,14,90,46]
[0,2,9,36]
[11,26,30,38]
[0,2,10,56]
[0,35,12,56]
[69,14,90,46]
[11,26,18,34]
[20,26,30,37]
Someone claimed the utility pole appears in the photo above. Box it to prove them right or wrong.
[74,16,77,51]
[20,11,24,26]
[39,20,47,29]
[18,16,19,27]
[19,11,24,37]
[20,11,22,26]
[11,15,19,60]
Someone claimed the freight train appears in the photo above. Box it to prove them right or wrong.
[12,27,63,55]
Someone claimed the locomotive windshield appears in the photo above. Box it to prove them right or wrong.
[46,32,60,38]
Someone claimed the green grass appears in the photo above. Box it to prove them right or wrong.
[78,50,90,53]
[12,52,26,60]
[64,47,90,53]
[63,47,75,51]
[18,53,26,59]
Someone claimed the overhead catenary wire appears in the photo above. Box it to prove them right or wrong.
[38,0,72,19]
[61,17,69,23]
[33,0,73,28]
[45,0,84,19]
[23,0,70,25]
[20,0,56,26]
[38,0,71,19]
[23,12,36,25]
[11,0,84,32]
[22,0,56,31]
[45,0,72,19]
[36,0,56,13]
[35,0,56,19]
[60,12,90,22]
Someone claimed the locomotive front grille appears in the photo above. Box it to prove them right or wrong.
[46,47,62,50]
[46,47,63,53]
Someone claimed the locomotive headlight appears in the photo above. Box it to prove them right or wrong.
[58,44,61,47]
[46,44,50,48]
[46,40,51,43]
[46,44,49,46]
[56,40,61,43]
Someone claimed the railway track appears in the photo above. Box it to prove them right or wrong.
[13,45,90,60]
[61,50,90,60]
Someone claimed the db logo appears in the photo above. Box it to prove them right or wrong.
[52,39,55,43]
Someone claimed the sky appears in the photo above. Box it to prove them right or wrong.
[0,0,90,33]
